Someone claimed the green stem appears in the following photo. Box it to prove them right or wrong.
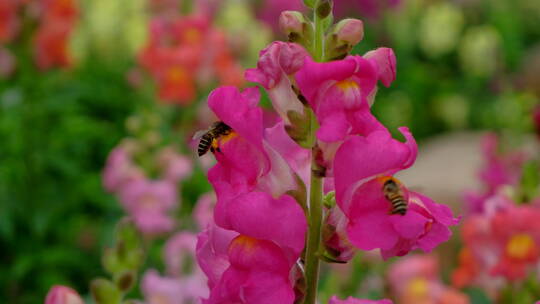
[304,2,327,302]
[313,3,325,61]
[304,151,323,304]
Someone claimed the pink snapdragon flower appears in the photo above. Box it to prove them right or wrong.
[119,179,178,235]
[45,285,84,304]
[245,41,308,125]
[197,190,306,303]
[334,128,459,259]
[206,86,303,228]
[295,49,396,142]
[329,296,393,304]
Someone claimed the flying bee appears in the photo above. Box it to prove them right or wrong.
[193,121,232,156]
[382,178,408,215]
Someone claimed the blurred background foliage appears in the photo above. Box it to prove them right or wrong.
[1,0,539,303]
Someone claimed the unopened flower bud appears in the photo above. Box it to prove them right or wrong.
[280,11,304,37]
[325,19,364,60]
[115,270,136,292]
[45,286,84,304]
[91,278,122,304]
[316,0,333,19]
[279,11,313,45]
[335,19,364,47]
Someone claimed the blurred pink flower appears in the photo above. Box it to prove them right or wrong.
[164,232,198,276]
[157,147,193,183]
[194,193,216,229]
[489,206,540,280]
[0,47,16,78]
[102,146,145,193]
[329,296,393,304]
[389,255,469,304]
[45,285,84,304]
[119,179,178,235]
[142,269,208,304]
[478,133,526,193]
[334,129,459,259]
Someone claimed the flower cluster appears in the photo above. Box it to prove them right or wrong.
[0,0,78,75]
[138,2,244,105]
[463,133,526,214]
[452,133,540,300]
[34,0,79,70]
[389,255,469,304]
[194,2,458,303]
[103,140,192,235]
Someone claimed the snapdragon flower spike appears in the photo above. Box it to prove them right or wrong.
[295,49,396,142]
[245,42,308,126]
[329,296,393,304]
[334,128,459,259]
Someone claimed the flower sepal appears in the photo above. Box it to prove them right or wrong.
[285,106,319,149]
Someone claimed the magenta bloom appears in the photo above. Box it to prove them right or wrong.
[246,42,308,125]
[478,133,526,193]
[295,50,395,142]
[45,285,84,304]
[329,296,393,304]
[119,178,178,235]
[206,87,304,226]
[334,128,459,259]
[197,190,306,303]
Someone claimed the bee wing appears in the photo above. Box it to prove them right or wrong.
[192,129,208,140]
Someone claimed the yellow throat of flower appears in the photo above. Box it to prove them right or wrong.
[506,233,537,260]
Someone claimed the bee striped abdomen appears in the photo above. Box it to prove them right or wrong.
[382,179,408,215]
[198,134,213,156]
[196,121,232,157]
